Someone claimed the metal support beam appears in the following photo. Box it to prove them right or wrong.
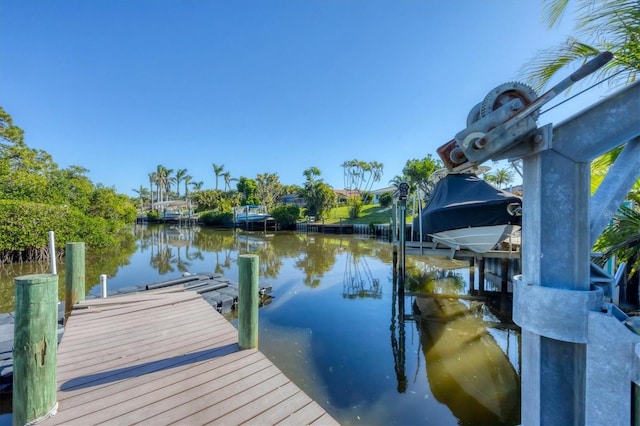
[520,149,591,425]
[590,137,640,246]
[551,81,640,162]
[515,81,640,425]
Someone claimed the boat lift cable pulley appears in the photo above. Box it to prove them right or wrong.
[437,51,614,171]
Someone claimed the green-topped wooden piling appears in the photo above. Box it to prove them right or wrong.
[238,254,259,349]
[13,274,58,426]
[64,242,85,320]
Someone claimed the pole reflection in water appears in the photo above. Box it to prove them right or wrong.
[390,267,407,393]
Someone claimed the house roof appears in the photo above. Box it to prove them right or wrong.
[333,189,360,197]
[371,186,395,194]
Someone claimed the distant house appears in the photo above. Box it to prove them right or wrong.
[370,186,395,204]
[333,189,361,204]
[278,194,306,207]
[505,184,523,195]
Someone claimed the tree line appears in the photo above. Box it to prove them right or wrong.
[0,107,137,263]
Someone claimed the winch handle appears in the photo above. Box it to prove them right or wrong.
[505,51,613,126]
[570,51,614,82]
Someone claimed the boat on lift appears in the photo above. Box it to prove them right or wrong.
[413,170,521,253]
[233,205,271,223]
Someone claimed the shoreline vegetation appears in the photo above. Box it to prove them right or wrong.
[2,103,636,303]
[1,105,406,265]
[1,106,137,265]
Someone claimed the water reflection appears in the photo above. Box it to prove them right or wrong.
[390,270,407,393]
[414,297,520,424]
[0,225,521,425]
[344,251,382,299]
[391,263,521,425]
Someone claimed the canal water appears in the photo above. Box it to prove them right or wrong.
[0,224,520,425]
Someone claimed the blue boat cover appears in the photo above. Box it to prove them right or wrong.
[413,173,521,235]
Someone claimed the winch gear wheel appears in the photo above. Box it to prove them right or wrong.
[479,81,539,121]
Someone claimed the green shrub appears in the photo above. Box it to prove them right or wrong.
[271,205,300,229]
[0,200,117,262]
[361,191,373,204]
[349,196,362,219]
[200,211,233,226]
[379,191,393,208]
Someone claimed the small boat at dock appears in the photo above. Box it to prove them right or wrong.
[413,171,522,253]
[233,205,272,223]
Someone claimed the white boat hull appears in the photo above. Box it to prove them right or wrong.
[430,225,519,254]
[235,213,271,222]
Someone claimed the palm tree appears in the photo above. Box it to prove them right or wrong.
[132,185,150,211]
[148,172,157,209]
[212,163,224,190]
[154,165,166,204]
[175,168,188,198]
[191,180,204,192]
[388,175,406,192]
[222,171,237,192]
[364,161,384,193]
[594,204,640,280]
[490,168,515,189]
[183,174,193,199]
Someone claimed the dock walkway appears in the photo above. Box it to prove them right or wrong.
[45,288,337,425]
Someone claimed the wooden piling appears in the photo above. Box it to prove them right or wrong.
[238,254,259,349]
[469,257,476,294]
[392,247,398,271]
[500,258,509,293]
[13,274,58,426]
[64,242,85,320]
[478,258,485,295]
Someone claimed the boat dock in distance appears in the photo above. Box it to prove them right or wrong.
[44,288,338,425]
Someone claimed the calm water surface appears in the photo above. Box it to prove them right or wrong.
[1,224,521,425]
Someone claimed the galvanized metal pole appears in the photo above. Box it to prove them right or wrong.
[399,199,406,279]
[13,274,58,425]
[238,254,259,349]
[391,200,397,243]
[519,148,591,424]
[514,81,640,426]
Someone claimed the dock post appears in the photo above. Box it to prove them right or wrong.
[469,257,476,294]
[238,254,259,349]
[13,274,58,426]
[500,258,509,314]
[478,258,485,295]
[65,242,85,320]
[48,231,56,274]
[100,274,108,298]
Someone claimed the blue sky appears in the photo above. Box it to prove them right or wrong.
[0,0,613,196]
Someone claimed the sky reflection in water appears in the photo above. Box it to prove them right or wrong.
[1,224,521,425]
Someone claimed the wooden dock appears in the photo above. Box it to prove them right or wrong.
[44,289,338,425]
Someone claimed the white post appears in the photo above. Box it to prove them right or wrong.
[48,231,56,274]
[100,274,107,298]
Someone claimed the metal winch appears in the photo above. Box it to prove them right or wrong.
[437,51,614,171]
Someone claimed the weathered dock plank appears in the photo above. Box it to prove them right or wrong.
[44,290,338,425]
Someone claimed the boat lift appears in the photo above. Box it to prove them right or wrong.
[436,52,640,424]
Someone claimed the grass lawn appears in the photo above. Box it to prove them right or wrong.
[318,204,397,225]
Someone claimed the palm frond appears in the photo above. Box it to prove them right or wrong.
[542,0,571,28]
[523,0,639,91]
[594,204,640,279]
[519,38,600,91]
